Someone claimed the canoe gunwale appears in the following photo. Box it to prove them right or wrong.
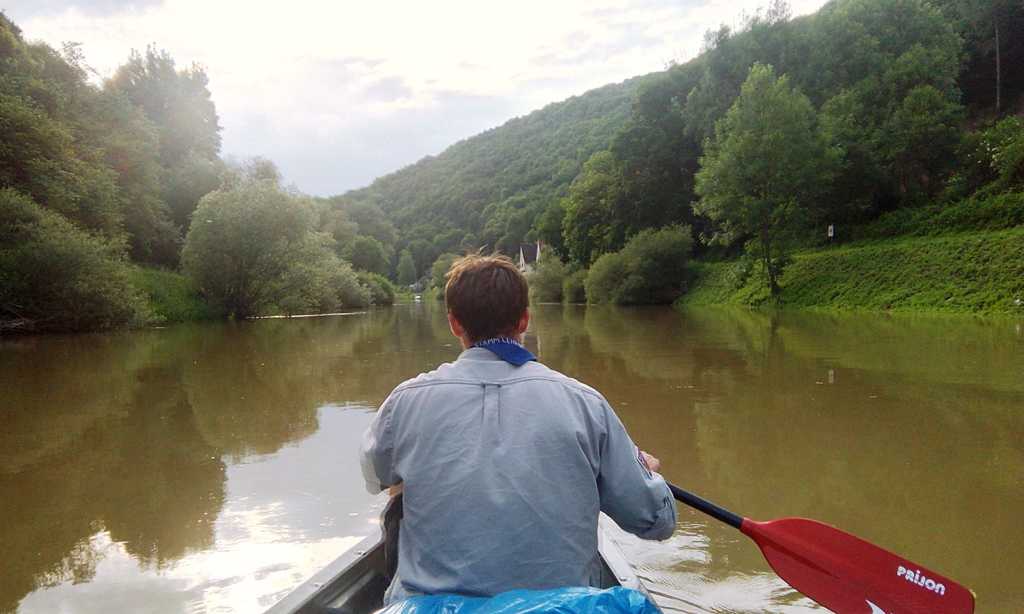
[264,530,386,614]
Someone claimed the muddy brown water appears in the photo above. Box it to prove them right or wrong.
[2,304,1022,613]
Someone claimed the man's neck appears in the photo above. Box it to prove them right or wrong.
[471,336,524,348]
[460,334,522,349]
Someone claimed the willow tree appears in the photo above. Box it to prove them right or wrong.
[695,63,838,297]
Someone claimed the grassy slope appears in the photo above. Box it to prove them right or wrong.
[680,228,1024,315]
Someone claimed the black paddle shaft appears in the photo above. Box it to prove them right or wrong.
[668,482,744,530]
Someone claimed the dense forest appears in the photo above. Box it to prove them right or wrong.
[2,0,1023,332]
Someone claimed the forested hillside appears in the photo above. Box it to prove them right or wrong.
[0,13,224,331]
[331,0,1024,307]
[334,76,646,274]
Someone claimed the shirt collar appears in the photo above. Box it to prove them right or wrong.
[465,337,537,366]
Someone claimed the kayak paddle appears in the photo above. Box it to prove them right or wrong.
[667,482,975,614]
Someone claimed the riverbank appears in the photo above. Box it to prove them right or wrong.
[679,227,1024,316]
[128,267,404,327]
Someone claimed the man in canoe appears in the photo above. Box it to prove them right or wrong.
[360,254,676,604]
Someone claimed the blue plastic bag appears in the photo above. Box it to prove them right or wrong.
[378,586,659,614]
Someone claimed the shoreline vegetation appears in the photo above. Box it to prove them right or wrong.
[2,0,1024,334]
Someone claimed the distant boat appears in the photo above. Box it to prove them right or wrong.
[265,496,655,613]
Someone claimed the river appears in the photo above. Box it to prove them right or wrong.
[2,304,1022,613]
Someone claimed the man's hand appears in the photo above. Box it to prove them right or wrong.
[640,451,661,473]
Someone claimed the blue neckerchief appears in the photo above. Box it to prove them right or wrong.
[471,336,536,366]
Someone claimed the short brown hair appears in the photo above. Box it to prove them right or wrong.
[444,254,529,342]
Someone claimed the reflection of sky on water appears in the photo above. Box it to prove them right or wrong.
[607,522,822,613]
[17,407,384,614]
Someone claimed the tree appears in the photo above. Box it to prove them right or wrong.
[947,0,1021,112]
[882,85,962,198]
[108,46,222,245]
[320,206,358,254]
[181,177,333,318]
[695,63,838,297]
[89,89,180,265]
[108,46,221,164]
[397,249,417,286]
[561,151,624,265]
[343,200,398,246]
[0,24,124,239]
[431,253,459,291]
[611,80,703,238]
[347,235,390,275]
[534,200,566,257]
[816,0,963,212]
[407,238,439,277]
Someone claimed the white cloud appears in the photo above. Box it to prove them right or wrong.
[7,0,828,195]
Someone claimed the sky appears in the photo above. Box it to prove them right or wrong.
[4,0,829,196]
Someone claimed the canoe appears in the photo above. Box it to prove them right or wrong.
[265,496,655,614]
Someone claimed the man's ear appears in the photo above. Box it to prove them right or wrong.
[447,311,462,338]
[515,308,530,336]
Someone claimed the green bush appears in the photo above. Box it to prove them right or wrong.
[182,179,362,318]
[529,257,567,302]
[585,226,693,304]
[585,251,630,304]
[129,266,217,322]
[357,272,396,306]
[0,188,152,332]
[957,117,1024,196]
[331,262,371,309]
[272,243,373,315]
[562,269,587,303]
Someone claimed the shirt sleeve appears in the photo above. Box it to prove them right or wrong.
[360,392,400,495]
[596,402,677,541]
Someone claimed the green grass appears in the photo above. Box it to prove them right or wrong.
[129,267,218,323]
[850,191,1024,241]
[680,227,1024,315]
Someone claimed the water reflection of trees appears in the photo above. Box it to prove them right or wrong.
[683,309,1024,608]
[533,305,1024,609]
[183,305,456,458]
[1,306,458,612]
[1,332,225,613]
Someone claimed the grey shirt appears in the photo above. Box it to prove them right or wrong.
[360,347,676,602]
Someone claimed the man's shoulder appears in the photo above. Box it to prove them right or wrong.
[514,361,607,401]
[389,360,607,403]
[388,361,459,392]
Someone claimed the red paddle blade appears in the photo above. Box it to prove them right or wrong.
[741,518,975,614]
